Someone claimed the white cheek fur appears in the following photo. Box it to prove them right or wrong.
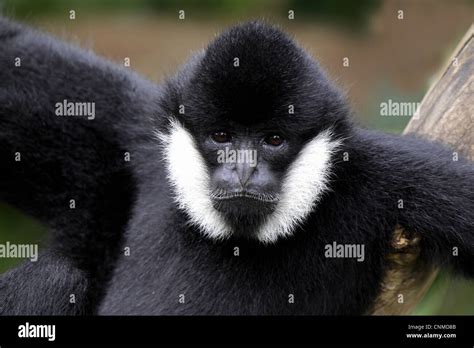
[257,130,341,243]
[156,119,232,240]
[156,119,340,243]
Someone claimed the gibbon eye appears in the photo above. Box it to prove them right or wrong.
[264,134,284,146]
[211,131,231,143]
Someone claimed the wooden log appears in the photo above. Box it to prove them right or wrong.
[370,25,473,315]
[405,25,474,158]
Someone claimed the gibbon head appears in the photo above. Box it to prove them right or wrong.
[158,21,350,243]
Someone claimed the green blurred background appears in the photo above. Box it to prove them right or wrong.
[0,0,473,314]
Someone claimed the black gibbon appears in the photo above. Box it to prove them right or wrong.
[0,18,472,315]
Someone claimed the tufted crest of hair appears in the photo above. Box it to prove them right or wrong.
[161,21,351,138]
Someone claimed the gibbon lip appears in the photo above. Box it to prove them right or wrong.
[210,191,279,203]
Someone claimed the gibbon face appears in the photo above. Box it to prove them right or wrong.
[159,22,349,243]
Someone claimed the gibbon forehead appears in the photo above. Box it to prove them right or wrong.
[158,22,347,243]
[180,21,348,133]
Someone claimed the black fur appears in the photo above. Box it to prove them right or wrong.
[0,18,472,315]
[0,17,159,314]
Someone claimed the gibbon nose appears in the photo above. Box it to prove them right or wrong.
[235,162,256,188]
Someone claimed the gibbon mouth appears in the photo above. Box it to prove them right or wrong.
[210,190,280,204]
[210,190,279,217]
